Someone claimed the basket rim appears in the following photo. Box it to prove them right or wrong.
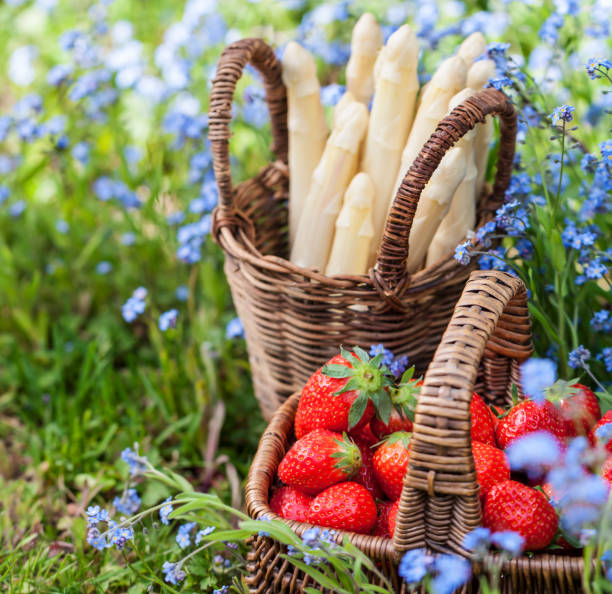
[212,187,493,302]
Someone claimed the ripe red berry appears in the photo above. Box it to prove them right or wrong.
[472,441,510,503]
[372,500,395,537]
[471,392,496,447]
[388,500,399,538]
[589,410,612,453]
[601,456,612,486]
[495,400,565,450]
[269,486,312,522]
[354,440,384,500]
[295,348,394,439]
[308,482,377,534]
[372,432,411,500]
[483,480,558,551]
[278,429,361,495]
[559,383,601,437]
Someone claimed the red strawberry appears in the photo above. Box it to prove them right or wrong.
[269,486,312,522]
[295,348,394,439]
[373,500,395,537]
[371,408,413,440]
[371,372,420,439]
[471,392,496,447]
[388,500,399,538]
[495,400,565,450]
[372,432,411,500]
[558,384,601,438]
[308,482,377,534]
[589,411,612,453]
[601,456,612,486]
[354,441,384,499]
[483,480,558,551]
[490,404,506,431]
[472,441,510,503]
[539,484,576,550]
[349,423,378,446]
[278,429,361,495]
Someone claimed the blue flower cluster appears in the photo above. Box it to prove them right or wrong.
[463,526,525,557]
[121,287,147,323]
[113,488,141,516]
[368,344,410,378]
[399,548,471,594]
[86,505,134,551]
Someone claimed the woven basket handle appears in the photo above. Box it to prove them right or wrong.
[209,38,288,217]
[375,88,517,287]
[392,270,533,557]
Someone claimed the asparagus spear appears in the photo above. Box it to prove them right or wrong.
[282,41,328,249]
[391,56,467,205]
[290,96,369,270]
[467,59,497,198]
[406,146,467,272]
[346,13,383,105]
[362,24,419,268]
[425,89,479,267]
[326,172,375,276]
[457,32,487,67]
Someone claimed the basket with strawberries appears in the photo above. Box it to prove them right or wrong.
[245,270,606,593]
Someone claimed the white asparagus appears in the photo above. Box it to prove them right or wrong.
[457,32,487,67]
[425,89,479,267]
[282,42,328,249]
[362,24,419,267]
[326,173,375,276]
[467,60,497,198]
[290,98,369,270]
[406,146,467,272]
[346,13,383,105]
[392,56,467,202]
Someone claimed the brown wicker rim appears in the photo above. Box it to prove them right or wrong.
[209,38,518,301]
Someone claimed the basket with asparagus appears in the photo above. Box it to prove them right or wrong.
[285,15,498,276]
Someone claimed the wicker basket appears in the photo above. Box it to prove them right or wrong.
[209,38,518,419]
[245,270,585,593]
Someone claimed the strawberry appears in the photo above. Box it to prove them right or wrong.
[490,404,506,431]
[354,440,384,500]
[472,441,510,503]
[371,368,420,439]
[388,500,399,538]
[269,486,312,522]
[373,500,395,537]
[372,432,411,500]
[471,392,496,447]
[294,347,394,439]
[483,480,558,551]
[349,423,378,446]
[557,384,601,438]
[589,410,612,453]
[308,482,377,534]
[601,456,612,486]
[495,400,566,450]
[278,429,361,495]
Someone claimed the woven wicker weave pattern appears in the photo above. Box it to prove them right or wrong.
[208,38,519,420]
[244,271,584,593]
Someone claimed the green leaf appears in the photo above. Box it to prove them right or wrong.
[353,345,369,363]
[322,364,353,379]
[348,395,369,429]
[400,366,415,384]
[376,390,392,426]
[279,556,349,592]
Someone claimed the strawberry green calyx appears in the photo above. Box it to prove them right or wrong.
[330,433,362,478]
[322,345,395,430]
[380,431,412,449]
[543,378,580,403]
[390,366,421,422]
